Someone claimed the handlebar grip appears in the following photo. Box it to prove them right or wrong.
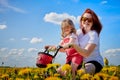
[57,45,63,49]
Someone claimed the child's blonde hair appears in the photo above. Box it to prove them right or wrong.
[61,18,76,38]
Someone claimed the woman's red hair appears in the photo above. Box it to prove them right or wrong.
[80,8,102,36]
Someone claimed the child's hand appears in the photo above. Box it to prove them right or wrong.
[44,45,50,49]
[48,46,57,51]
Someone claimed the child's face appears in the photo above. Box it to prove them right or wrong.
[63,26,72,36]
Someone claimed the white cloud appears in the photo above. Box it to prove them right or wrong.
[44,12,79,25]
[8,49,17,55]
[101,1,108,5]
[104,48,120,54]
[102,48,120,58]
[18,48,25,55]
[43,12,103,25]
[21,37,29,41]
[8,48,25,55]
[0,0,26,13]
[10,38,15,41]
[0,48,7,52]
[30,37,43,44]
[0,24,7,30]
[28,48,38,53]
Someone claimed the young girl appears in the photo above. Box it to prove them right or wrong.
[59,18,83,79]
[46,18,83,80]
[60,18,83,65]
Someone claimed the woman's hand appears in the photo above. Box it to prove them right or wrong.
[62,43,73,49]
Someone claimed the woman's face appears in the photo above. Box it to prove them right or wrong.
[81,13,93,32]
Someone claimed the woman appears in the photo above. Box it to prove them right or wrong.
[68,8,104,74]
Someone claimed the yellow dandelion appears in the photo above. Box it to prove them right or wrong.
[46,64,54,71]
[8,78,13,80]
[61,64,71,72]
[1,74,9,78]
[80,73,92,80]
[52,63,61,68]
[35,68,45,74]
[109,76,119,80]
[91,74,100,80]
[77,69,85,76]
[18,68,32,75]
[101,67,109,73]
[16,78,24,80]
[54,73,60,77]
[46,63,60,69]
[109,66,118,72]
[33,68,45,75]
[47,64,54,68]
[95,72,109,80]
[45,76,62,80]
[34,74,39,79]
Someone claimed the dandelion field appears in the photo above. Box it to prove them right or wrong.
[0,63,120,80]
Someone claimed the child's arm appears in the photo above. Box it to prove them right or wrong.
[62,36,77,49]
[59,40,66,52]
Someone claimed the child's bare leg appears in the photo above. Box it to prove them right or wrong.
[56,66,67,76]
[71,63,78,80]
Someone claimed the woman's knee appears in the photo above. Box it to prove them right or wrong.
[84,63,95,74]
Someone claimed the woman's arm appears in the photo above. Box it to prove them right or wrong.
[71,43,96,57]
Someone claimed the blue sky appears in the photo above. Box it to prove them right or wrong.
[0,0,120,67]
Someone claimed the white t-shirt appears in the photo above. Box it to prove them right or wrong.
[77,29,104,66]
